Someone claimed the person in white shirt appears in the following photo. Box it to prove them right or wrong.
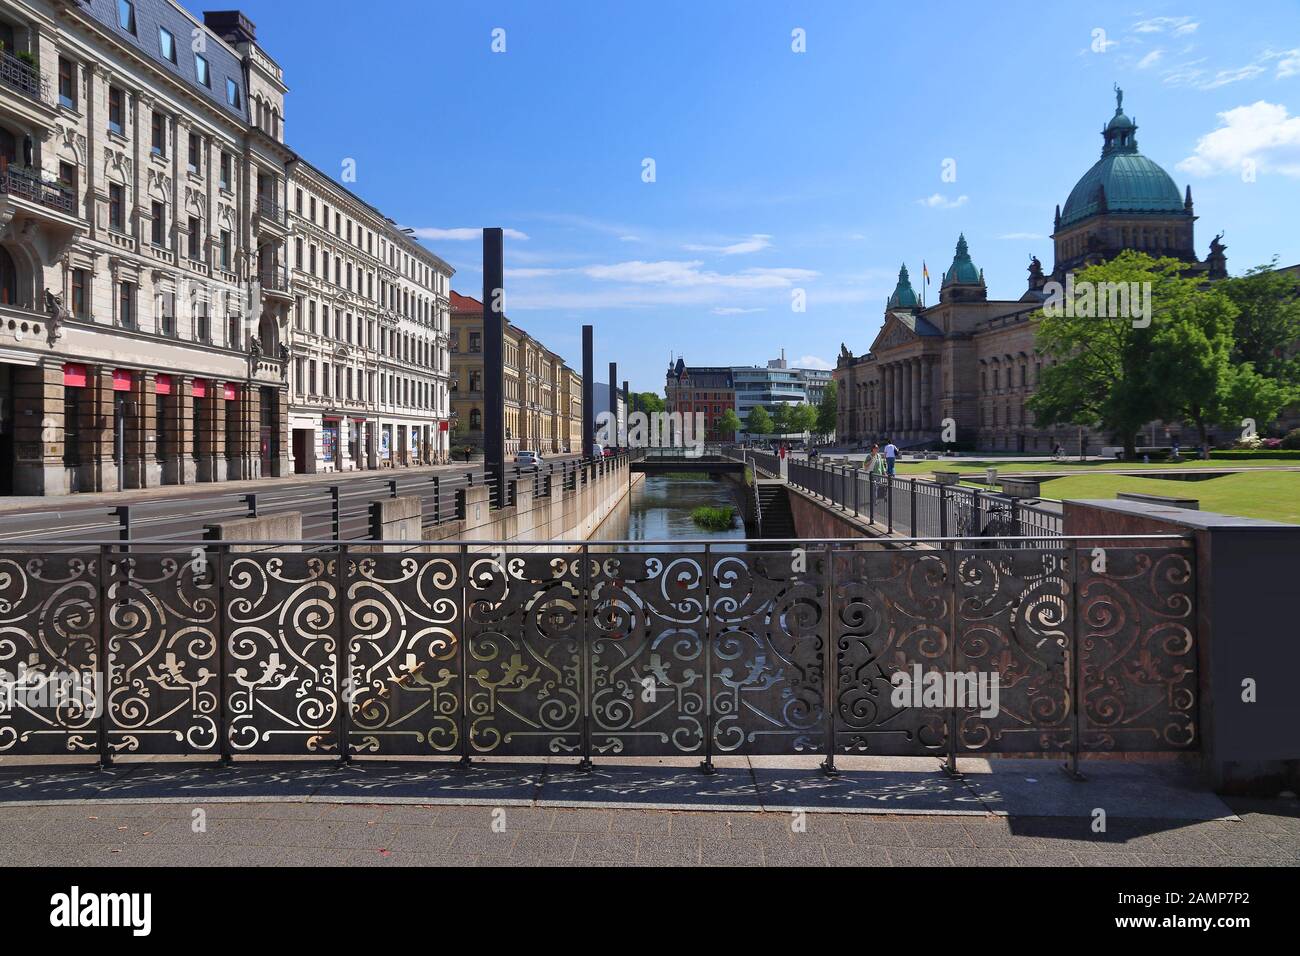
[883,441,898,476]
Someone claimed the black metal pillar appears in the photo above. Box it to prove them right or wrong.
[582,325,594,458]
[482,228,505,493]
[608,362,618,449]
[622,380,629,442]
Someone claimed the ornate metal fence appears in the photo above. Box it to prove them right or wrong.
[0,537,1197,769]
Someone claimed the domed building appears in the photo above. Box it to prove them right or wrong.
[834,88,1229,453]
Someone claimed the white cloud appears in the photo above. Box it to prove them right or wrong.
[1200,63,1268,89]
[618,235,641,242]
[997,232,1046,241]
[917,193,969,210]
[793,355,834,370]
[711,307,766,315]
[1177,101,1300,178]
[1138,49,1164,69]
[407,227,529,241]
[682,234,773,255]
[1272,48,1300,79]
[582,260,816,288]
[1133,16,1198,35]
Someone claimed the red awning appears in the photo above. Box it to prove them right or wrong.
[112,369,132,392]
[223,382,237,401]
[155,374,172,395]
[63,363,88,388]
[192,379,207,398]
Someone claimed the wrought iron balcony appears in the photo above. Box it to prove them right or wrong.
[256,195,282,223]
[0,166,74,215]
[256,268,290,293]
[0,51,47,101]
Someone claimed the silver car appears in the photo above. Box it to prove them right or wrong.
[515,450,543,470]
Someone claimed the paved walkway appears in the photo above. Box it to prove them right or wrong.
[1,797,1296,867]
[0,758,1294,867]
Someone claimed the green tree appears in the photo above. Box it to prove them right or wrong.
[718,408,742,438]
[816,381,838,437]
[1029,251,1173,459]
[746,405,773,436]
[790,403,818,435]
[632,391,665,414]
[1222,260,1300,388]
[1147,280,1292,447]
[770,404,792,434]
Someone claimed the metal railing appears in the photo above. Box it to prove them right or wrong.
[785,458,1063,542]
[0,535,1197,771]
[0,50,47,100]
[256,194,282,223]
[0,166,75,215]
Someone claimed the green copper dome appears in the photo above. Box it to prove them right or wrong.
[888,264,918,309]
[1059,87,1188,228]
[942,234,981,285]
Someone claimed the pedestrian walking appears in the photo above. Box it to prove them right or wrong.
[883,439,899,477]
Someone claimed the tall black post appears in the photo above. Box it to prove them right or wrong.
[582,325,594,459]
[482,228,505,492]
[622,380,630,440]
[608,362,618,449]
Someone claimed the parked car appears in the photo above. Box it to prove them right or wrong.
[592,444,605,459]
[515,450,543,470]
[602,445,616,457]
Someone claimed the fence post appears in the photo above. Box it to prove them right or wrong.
[939,484,948,538]
[943,539,961,779]
[887,476,894,533]
[578,543,593,772]
[852,469,859,516]
[336,542,351,765]
[457,543,472,769]
[96,543,112,769]
[388,478,398,499]
[700,543,715,775]
[430,476,440,524]
[330,485,341,540]
[113,505,130,544]
[214,544,231,766]
[1064,543,1085,781]
[910,478,918,535]
[242,493,258,517]
[820,541,838,776]
[869,473,876,524]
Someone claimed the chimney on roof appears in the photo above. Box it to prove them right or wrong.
[203,11,257,46]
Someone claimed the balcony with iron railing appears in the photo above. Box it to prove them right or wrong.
[257,267,291,294]
[255,194,283,224]
[0,50,48,101]
[0,165,75,216]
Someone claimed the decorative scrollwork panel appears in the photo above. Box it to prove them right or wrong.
[225,553,338,755]
[588,552,706,756]
[106,552,219,755]
[0,552,99,755]
[348,552,463,757]
[832,550,949,756]
[465,552,582,756]
[953,548,1073,753]
[711,549,825,755]
[1078,546,1196,751]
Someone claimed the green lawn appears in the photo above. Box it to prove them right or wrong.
[1030,472,1300,524]
[892,457,1300,476]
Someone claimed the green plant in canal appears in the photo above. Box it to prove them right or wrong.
[690,505,736,531]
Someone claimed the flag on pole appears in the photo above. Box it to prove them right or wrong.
[922,261,931,285]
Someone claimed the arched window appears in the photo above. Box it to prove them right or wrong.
[0,246,18,305]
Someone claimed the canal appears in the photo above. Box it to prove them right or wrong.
[592,474,749,550]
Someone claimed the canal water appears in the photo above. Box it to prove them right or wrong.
[591,474,748,550]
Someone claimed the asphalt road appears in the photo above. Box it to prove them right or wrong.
[0,454,582,546]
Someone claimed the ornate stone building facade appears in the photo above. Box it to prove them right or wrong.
[0,1,452,495]
[286,160,452,473]
[449,291,580,456]
[835,89,1230,453]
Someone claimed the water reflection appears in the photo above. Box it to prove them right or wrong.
[592,475,748,551]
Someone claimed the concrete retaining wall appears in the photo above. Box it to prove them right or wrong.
[370,457,637,551]
[203,512,303,553]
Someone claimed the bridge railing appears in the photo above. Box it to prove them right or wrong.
[786,459,1063,541]
[0,535,1194,771]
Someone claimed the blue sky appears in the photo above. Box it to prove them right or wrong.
[219,0,1299,393]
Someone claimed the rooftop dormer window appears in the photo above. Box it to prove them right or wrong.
[117,0,136,35]
[159,27,176,63]
[195,54,210,87]
[226,78,241,109]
